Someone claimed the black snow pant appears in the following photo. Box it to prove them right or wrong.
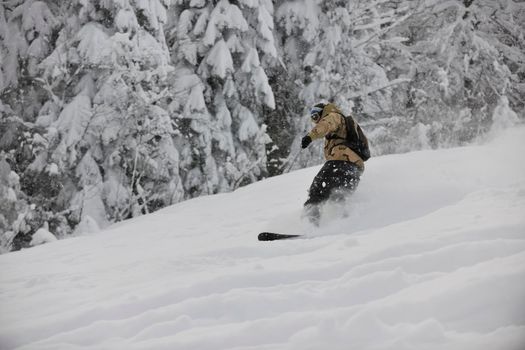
[303,160,361,225]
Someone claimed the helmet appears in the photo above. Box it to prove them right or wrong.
[309,103,325,122]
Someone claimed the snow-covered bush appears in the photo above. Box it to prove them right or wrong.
[29,226,57,247]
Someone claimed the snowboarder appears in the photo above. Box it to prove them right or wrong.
[300,102,368,225]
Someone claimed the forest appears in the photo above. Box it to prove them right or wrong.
[0,0,524,252]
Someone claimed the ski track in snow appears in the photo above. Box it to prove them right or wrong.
[1,128,525,350]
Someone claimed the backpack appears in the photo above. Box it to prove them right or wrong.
[327,115,371,161]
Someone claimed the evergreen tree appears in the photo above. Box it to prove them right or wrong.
[1,0,183,250]
[1,0,69,249]
[167,0,277,194]
[373,0,525,153]
[39,0,183,226]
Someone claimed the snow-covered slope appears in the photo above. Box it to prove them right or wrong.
[1,127,525,350]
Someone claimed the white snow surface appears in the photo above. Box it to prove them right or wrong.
[1,127,525,350]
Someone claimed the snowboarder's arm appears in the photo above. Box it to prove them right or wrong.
[308,113,340,140]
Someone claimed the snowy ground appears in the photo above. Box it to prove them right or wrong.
[1,127,525,350]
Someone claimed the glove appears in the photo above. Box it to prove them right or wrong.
[301,135,312,149]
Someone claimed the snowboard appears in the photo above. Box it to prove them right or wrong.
[258,232,302,241]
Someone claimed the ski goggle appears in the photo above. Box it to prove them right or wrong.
[310,106,323,121]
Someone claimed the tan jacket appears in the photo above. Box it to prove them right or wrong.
[308,104,365,172]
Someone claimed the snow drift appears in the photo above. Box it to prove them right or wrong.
[1,126,524,350]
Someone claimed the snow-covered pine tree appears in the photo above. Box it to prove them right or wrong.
[0,1,71,249]
[373,0,525,153]
[39,0,184,228]
[0,0,186,249]
[167,0,276,194]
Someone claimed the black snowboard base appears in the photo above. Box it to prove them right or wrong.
[258,232,302,241]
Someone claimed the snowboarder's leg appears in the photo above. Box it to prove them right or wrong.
[306,161,361,220]
[303,161,341,225]
[328,161,361,217]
